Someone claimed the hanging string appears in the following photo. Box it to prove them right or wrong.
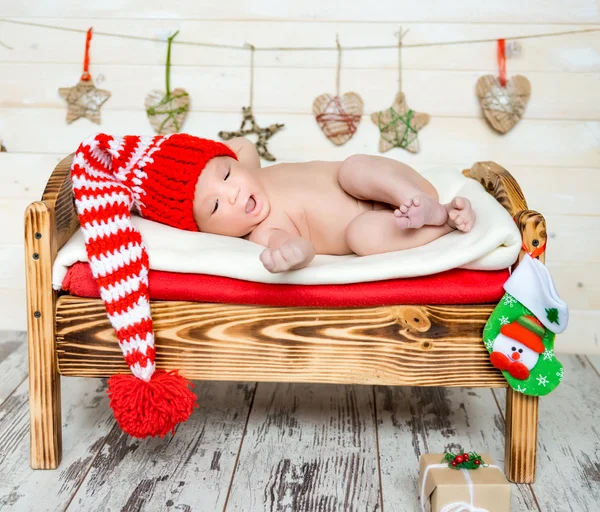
[314,33,361,140]
[81,27,92,81]
[245,42,255,108]
[165,30,179,96]
[397,27,409,92]
[1,18,597,52]
[497,38,507,87]
[335,34,342,96]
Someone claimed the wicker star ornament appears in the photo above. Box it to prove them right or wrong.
[58,28,110,124]
[59,78,111,124]
[371,92,430,153]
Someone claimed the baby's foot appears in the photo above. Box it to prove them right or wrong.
[445,197,475,232]
[393,195,448,230]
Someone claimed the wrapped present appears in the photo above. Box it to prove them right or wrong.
[418,453,510,512]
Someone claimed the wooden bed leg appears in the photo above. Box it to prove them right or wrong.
[25,201,62,469]
[505,388,538,483]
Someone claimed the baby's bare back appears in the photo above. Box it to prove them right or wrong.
[256,161,389,254]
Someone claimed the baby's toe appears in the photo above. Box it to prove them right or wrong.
[396,216,411,230]
[412,196,421,207]
[459,222,472,233]
[453,197,465,210]
[399,203,410,214]
[449,209,459,221]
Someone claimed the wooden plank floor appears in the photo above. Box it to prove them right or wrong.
[1,330,599,512]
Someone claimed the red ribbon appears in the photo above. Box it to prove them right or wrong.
[497,38,507,87]
[521,240,546,260]
[81,27,93,81]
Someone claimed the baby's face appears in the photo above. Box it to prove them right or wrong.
[193,156,270,237]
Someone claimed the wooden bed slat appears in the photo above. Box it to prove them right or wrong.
[55,298,507,387]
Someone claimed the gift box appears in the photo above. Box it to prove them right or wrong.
[418,453,510,512]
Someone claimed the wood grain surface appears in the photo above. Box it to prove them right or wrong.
[55,298,507,387]
[24,201,62,469]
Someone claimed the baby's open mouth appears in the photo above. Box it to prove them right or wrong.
[245,195,256,214]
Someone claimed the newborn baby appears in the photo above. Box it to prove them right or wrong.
[193,137,475,273]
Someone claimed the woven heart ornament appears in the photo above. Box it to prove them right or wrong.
[476,75,531,134]
[145,30,190,135]
[145,88,190,135]
[313,92,364,146]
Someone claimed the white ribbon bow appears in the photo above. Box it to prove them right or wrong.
[420,462,501,512]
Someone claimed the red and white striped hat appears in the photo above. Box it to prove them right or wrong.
[70,132,236,439]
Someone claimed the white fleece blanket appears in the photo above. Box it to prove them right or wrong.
[52,167,521,289]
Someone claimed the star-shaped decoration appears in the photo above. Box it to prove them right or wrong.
[58,78,111,124]
[218,106,284,162]
[371,92,429,154]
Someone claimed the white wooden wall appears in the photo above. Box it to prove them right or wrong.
[0,2,599,353]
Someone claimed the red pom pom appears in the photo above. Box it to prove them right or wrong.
[455,455,464,464]
[107,369,198,438]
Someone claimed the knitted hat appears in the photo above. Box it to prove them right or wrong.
[70,133,236,438]
[500,315,546,354]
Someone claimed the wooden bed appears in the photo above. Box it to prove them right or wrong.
[24,156,547,483]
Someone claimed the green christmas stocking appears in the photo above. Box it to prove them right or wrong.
[483,254,568,396]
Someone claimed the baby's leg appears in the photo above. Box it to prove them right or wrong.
[345,209,454,256]
[338,154,447,230]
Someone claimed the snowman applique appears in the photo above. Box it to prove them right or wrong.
[490,315,546,380]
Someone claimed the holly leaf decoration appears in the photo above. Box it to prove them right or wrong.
[546,308,559,325]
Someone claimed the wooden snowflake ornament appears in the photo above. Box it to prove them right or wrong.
[219,106,284,162]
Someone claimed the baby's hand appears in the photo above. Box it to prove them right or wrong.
[260,238,314,273]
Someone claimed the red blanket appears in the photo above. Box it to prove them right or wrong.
[62,262,508,307]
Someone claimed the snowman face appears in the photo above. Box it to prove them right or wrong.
[491,333,540,370]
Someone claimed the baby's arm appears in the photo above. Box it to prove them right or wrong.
[251,227,315,273]
[224,137,261,169]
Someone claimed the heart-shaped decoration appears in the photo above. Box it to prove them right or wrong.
[312,92,364,145]
[476,75,531,134]
[145,88,190,135]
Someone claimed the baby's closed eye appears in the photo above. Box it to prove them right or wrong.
[212,170,231,213]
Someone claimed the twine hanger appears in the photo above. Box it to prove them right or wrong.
[1,19,598,51]
[335,34,342,96]
[396,27,410,92]
[244,42,256,108]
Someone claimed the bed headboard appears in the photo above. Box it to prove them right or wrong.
[41,153,78,252]
[463,161,547,265]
